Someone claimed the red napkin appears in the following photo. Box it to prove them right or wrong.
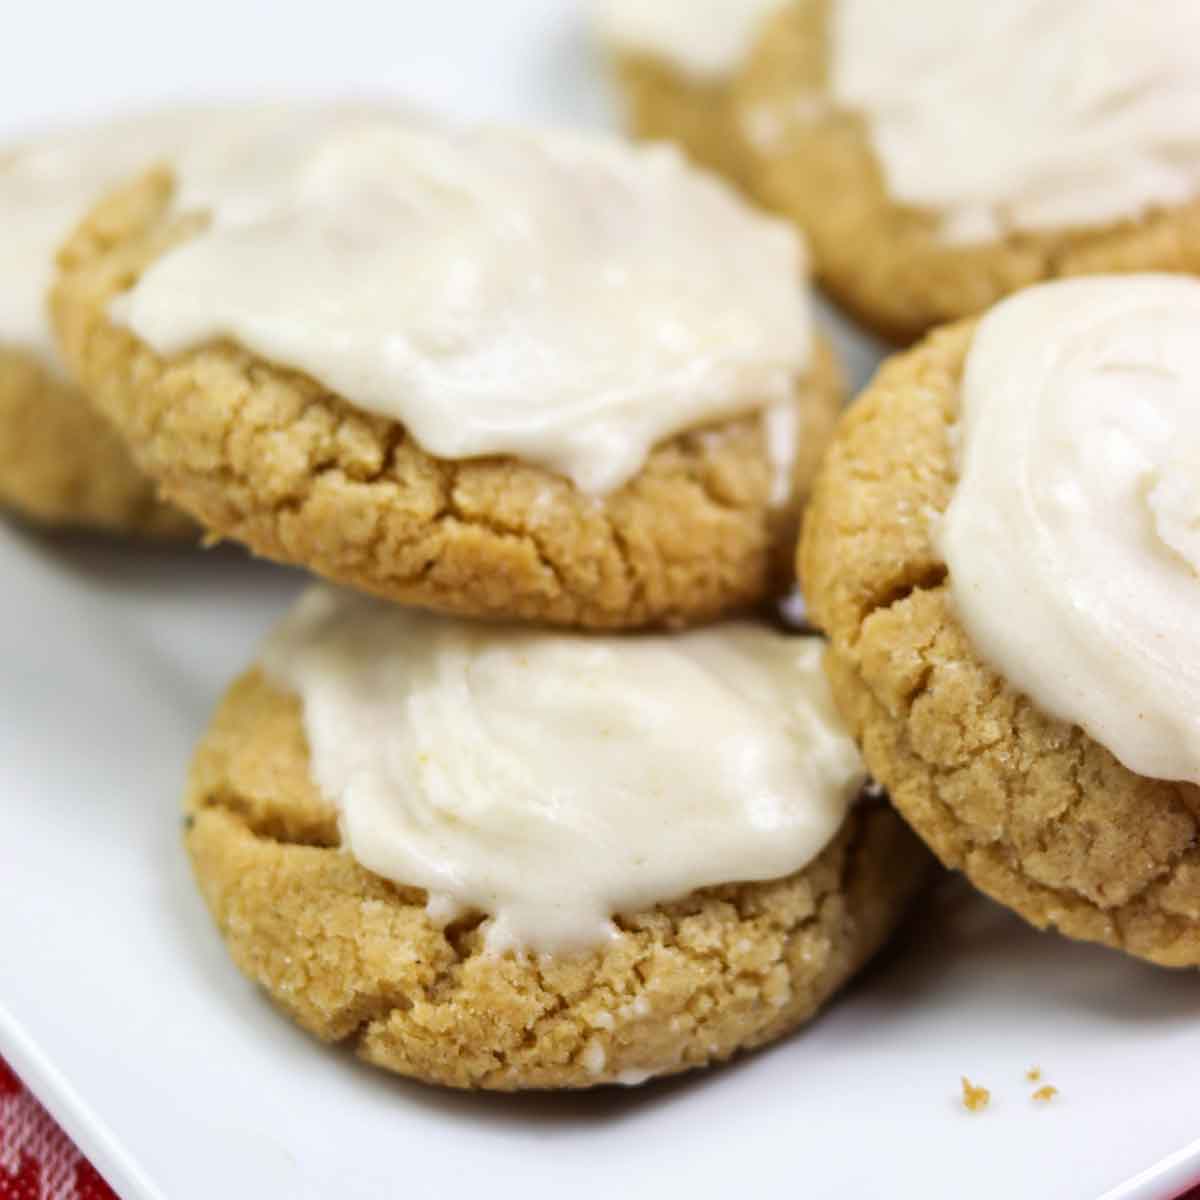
[0,1058,114,1199]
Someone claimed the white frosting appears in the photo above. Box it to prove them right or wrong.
[937,274,1200,785]
[617,1067,657,1086]
[0,105,402,369]
[595,0,789,79]
[262,586,864,955]
[0,110,207,365]
[830,0,1200,241]
[110,115,811,496]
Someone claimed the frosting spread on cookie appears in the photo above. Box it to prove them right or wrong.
[0,110,201,366]
[109,117,812,495]
[261,585,864,954]
[830,0,1200,241]
[0,105,398,369]
[595,0,789,79]
[937,274,1200,785]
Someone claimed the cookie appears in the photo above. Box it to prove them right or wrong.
[0,118,199,535]
[800,294,1200,967]
[735,1,1200,341]
[185,656,931,1090]
[607,54,749,184]
[597,1,792,185]
[52,116,841,628]
[0,347,191,536]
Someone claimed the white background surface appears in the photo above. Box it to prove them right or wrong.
[1,4,1199,1199]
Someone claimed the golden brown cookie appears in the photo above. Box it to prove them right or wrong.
[0,346,192,537]
[800,319,1200,967]
[735,1,1200,342]
[52,168,842,629]
[610,52,752,186]
[185,666,932,1090]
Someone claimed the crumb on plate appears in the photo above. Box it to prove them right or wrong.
[1025,1066,1042,1082]
[1032,1085,1058,1104]
[961,1077,990,1113]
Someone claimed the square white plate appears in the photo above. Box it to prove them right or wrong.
[2,4,1200,1198]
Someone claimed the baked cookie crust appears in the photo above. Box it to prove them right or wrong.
[52,168,842,628]
[185,666,933,1090]
[0,346,192,537]
[611,53,752,186]
[736,1,1200,342]
[800,319,1200,966]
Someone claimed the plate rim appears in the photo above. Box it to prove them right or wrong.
[5,990,1200,1200]
[0,998,164,1200]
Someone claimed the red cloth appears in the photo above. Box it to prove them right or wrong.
[2,1052,1199,1200]
[0,1058,115,1200]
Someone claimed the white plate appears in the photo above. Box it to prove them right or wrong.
[2,4,1200,1198]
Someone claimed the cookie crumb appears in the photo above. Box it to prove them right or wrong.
[1032,1085,1058,1104]
[581,1038,607,1076]
[862,778,887,801]
[1025,1066,1042,1082]
[960,1077,990,1113]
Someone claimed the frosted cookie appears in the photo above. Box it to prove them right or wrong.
[185,585,932,1089]
[736,0,1200,341]
[801,275,1200,967]
[595,0,789,184]
[0,349,192,536]
[53,113,840,627]
[0,117,199,535]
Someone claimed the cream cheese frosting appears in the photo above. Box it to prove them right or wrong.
[0,110,206,366]
[830,0,1200,242]
[0,104,400,369]
[595,0,790,79]
[109,115,812,496]
[262,585,865,954]
[937,274,1200,785]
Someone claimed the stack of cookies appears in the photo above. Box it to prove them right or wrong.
[602,0,1200,968]
[3,103,934,1089]
[7,0,1200,1094]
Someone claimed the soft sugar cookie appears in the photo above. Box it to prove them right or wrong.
[0,118,198,535]
[736,0,1200,340]
[185,586,933,1089]
[0,348,191,536]
[801,275,1200,966]
[52,112,841,628]
[595,0,789,184]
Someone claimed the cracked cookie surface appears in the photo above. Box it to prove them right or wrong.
[735,1,1200,342]
[0,346,192,537]
[185,666,932,1090]
[51,168,841,628]
[800,319,1200,966]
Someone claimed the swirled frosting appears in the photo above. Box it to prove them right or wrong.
[110,114,812,496]
[595,0,790,79]
[262,585,865,954]
[937,274,1200,784]
[831,0,1200,241]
